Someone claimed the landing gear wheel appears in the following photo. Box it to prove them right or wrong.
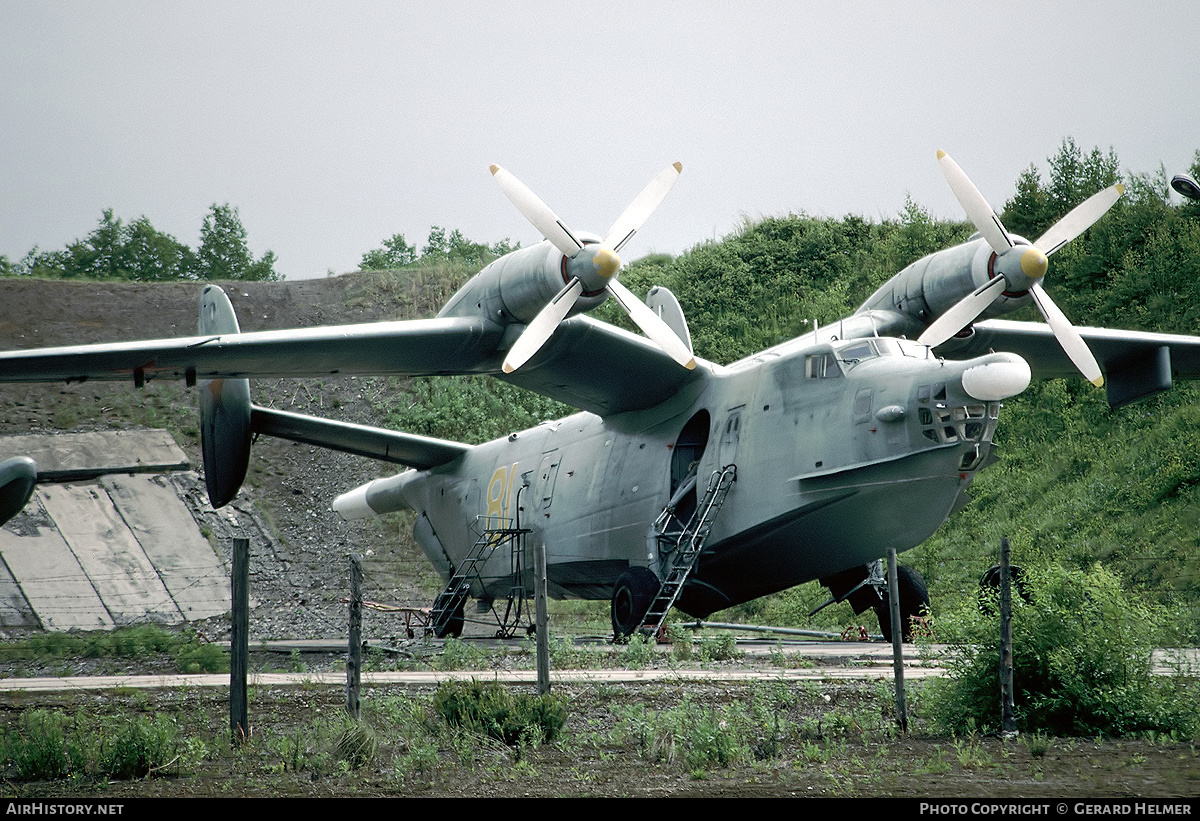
[875,564,929,643]
[977,564,1030,613]
[610,567,660,640]
[434,595,466,639]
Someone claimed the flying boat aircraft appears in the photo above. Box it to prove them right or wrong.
[3,151,1200,641]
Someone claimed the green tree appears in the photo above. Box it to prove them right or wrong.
[66,208,130,279]
[1001,164,1052,238]
[361,227,517,271]
[1047,137,1121,215]
[420,226,450,260]
[360,233,417,270]
[3,211,195,281]
[195,203,279,281]
[124,217,196,282]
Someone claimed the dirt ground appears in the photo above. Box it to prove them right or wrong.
[1,650,1197,799]
[1,274,1198,799]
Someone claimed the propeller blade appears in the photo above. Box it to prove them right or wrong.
[918,276,1008,348]
[502,277,585,374]
[603,162,684,253]
[937,150,1013,254]
[1034,183,1125,256]
[1029,281,1104,387]
[607,278,696,369]
[490,165,584,257]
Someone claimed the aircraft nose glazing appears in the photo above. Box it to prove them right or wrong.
[961,353,1032,401]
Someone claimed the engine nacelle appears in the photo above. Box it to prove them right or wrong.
[198,285,251,508]
[858,237,1035,329]
[437,240,609,327]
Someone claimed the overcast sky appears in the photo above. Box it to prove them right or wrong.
[3,1,1199,282]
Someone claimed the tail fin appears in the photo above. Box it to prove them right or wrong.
[198,286,251,508]
[0,456,37,525]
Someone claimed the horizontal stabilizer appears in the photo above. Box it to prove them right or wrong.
[250,405,470,469]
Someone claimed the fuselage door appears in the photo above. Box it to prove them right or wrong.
[536,451,562,512]
[719,407,744,467]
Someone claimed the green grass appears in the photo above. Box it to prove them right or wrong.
[1,709,206,781]
[0,624,228,674]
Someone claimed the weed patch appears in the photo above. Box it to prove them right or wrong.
[433,679,567,748]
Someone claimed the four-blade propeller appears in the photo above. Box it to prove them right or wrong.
[918,150,1123,387]
[491,163,695,374]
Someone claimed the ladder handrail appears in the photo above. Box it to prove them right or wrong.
[641,464,737,637]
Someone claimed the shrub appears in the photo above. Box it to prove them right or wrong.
[335,720,379,770]
[698,633,740,662]
[1,710,202,781]
[3,710,74,780]
[433,680,567,747]
[923,561,1200,737]
[100,714,193,779]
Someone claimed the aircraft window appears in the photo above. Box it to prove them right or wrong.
[871,338,925,358]
[805,352,842,378]
[895,339,930,358]
[835,342,876,368]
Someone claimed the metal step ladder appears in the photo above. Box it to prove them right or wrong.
[641,464,737,638]
[430,522,514,637]
[492,517,533,639]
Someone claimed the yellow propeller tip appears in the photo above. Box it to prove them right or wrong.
[673,161,683,173]
[489,164,500,175]
[937,149,947,160]
[684,358,697,370]
[1091,376,1105,388]
[502,363,516,374]
[1116,183,1125,196]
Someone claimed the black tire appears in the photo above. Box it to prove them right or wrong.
[875,564,930,643]
[610,567,661,639]
[977,564,1030,614]
[434,594,466,639]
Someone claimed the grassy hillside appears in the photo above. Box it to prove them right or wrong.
[7,142,1198,643]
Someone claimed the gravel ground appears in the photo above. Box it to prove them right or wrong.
[0,273,459,644]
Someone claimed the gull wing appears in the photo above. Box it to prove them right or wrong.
[0,312,708,418]
[500,315,711,417]
[948,319,1200,406]
[0,316,504,383]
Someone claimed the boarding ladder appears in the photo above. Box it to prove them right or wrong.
[641,464,737,638]
[431,517,528,637]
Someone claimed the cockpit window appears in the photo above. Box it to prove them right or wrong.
[836,342,875,366]
[805,351,842,379]
[833,338,930,369]
[808,338,931,377]
[892,339,931,359]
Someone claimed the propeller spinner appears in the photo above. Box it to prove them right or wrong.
[491,163,695,374]
[918,150,1123,387]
